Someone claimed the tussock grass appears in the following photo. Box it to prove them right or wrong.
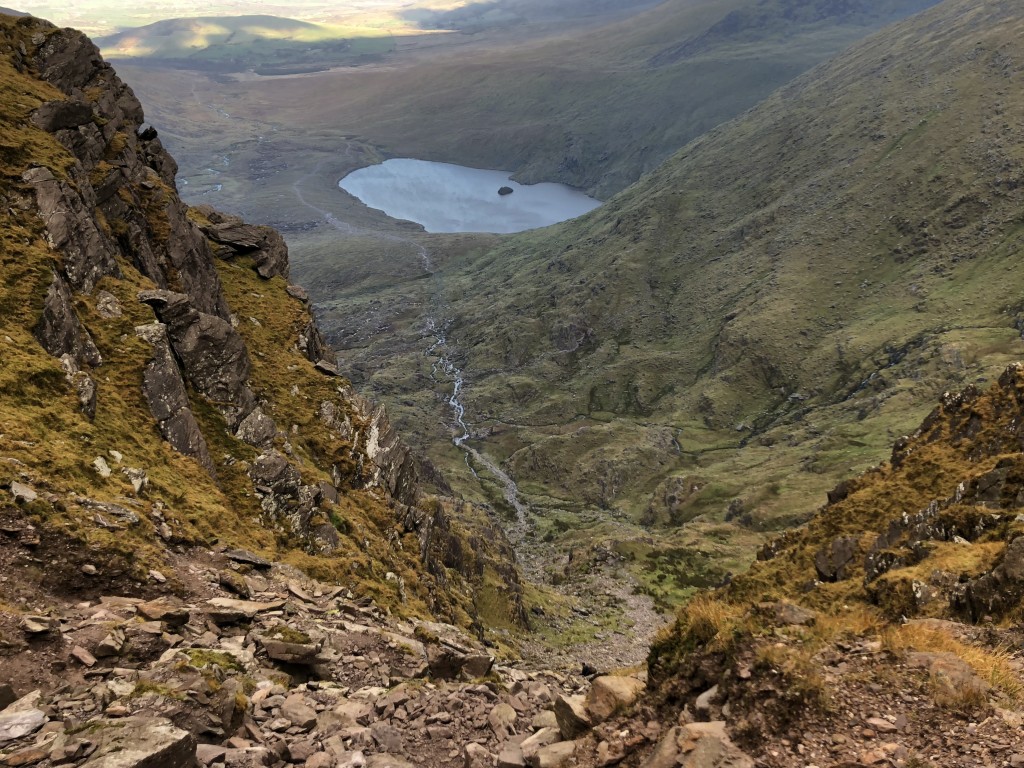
[754,643,829,709]
[883,623,1024,707]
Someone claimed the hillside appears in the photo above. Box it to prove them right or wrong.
[643,365,1024,764]
[290,0,1024,606]
[95,15,394,74]
[3,8,1024,768]
[0,11,526,642]
[226,0,939,198]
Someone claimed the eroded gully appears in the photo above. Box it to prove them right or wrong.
[292,158,532,542]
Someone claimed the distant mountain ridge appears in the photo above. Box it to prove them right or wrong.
[95,13,393,74]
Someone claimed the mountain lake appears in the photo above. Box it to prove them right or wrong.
[338,158,601,233]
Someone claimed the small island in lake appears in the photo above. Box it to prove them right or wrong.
[498,186,514,196]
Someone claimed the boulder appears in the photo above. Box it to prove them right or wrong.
[585,675,645,723]
[370,722,403,752]
[0,709,45,744]
[225,549,272,568]
[553,694,591,739]
[465,743,492,768]
[196,744,228,765]
[62,360,97,419]
[96,290,123,318]
[257,635,321,665]
[236,407,277,447]
[497,744,526,768]
[643,722,754,768]
[693,685,719,718]
[529,742,575,768]
[79,716,195,768]
[280,695,317,730]
[32,99,93,132]
[222,747,274,768]
[520,727,560,762]
[498,186,514,196]
[205,598,285,624]
[218,570,252,598]
[317,698,372,731]
[907,651,989,704]
[813,535,860,582]
[249,450,301,495]
[137,599,190,626]
[488,702,517,736]
[9,483,37,504]
[426,643,493,680]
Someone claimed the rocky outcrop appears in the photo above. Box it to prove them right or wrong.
[299,318,337,368]
[193,205,289,280]
[23,165,120,292]
[3,12,527,664]
[136,322,215,474]
[813,534,859,582]
[349,395,419,507]
[34,269,101,367]
[139,289,256,428]
[956,534,1024,621]
[28,25,230,319]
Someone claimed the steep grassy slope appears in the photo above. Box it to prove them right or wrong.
[299,0,1024,605]
[646,365,1024,740]
[0,12,527,632]
[451,0,1024,502]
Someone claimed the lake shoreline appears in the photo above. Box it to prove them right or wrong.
[338,157,601,234]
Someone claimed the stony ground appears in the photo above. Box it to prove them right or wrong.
[4,531,1024,768]
[0,535,656,768]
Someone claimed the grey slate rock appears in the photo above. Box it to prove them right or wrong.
[139,289,255,428]
[32,99,93,132]
[136,322,214,474]
[34,270,102,368]
[80,716,196,768]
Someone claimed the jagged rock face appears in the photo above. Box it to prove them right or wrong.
[23,165,120,292]
[299,318,336,368]
[30,98,93,132]
[136,322,215,474]
[3,14,526,635]
[140,289,255,428]
[34,269,101,368]
[194,205,290,281]
[27,26,230,319]
[349,395,419,507]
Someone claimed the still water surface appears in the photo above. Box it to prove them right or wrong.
[338,158,601,233]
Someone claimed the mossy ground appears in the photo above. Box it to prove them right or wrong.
[0,17,498,628]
